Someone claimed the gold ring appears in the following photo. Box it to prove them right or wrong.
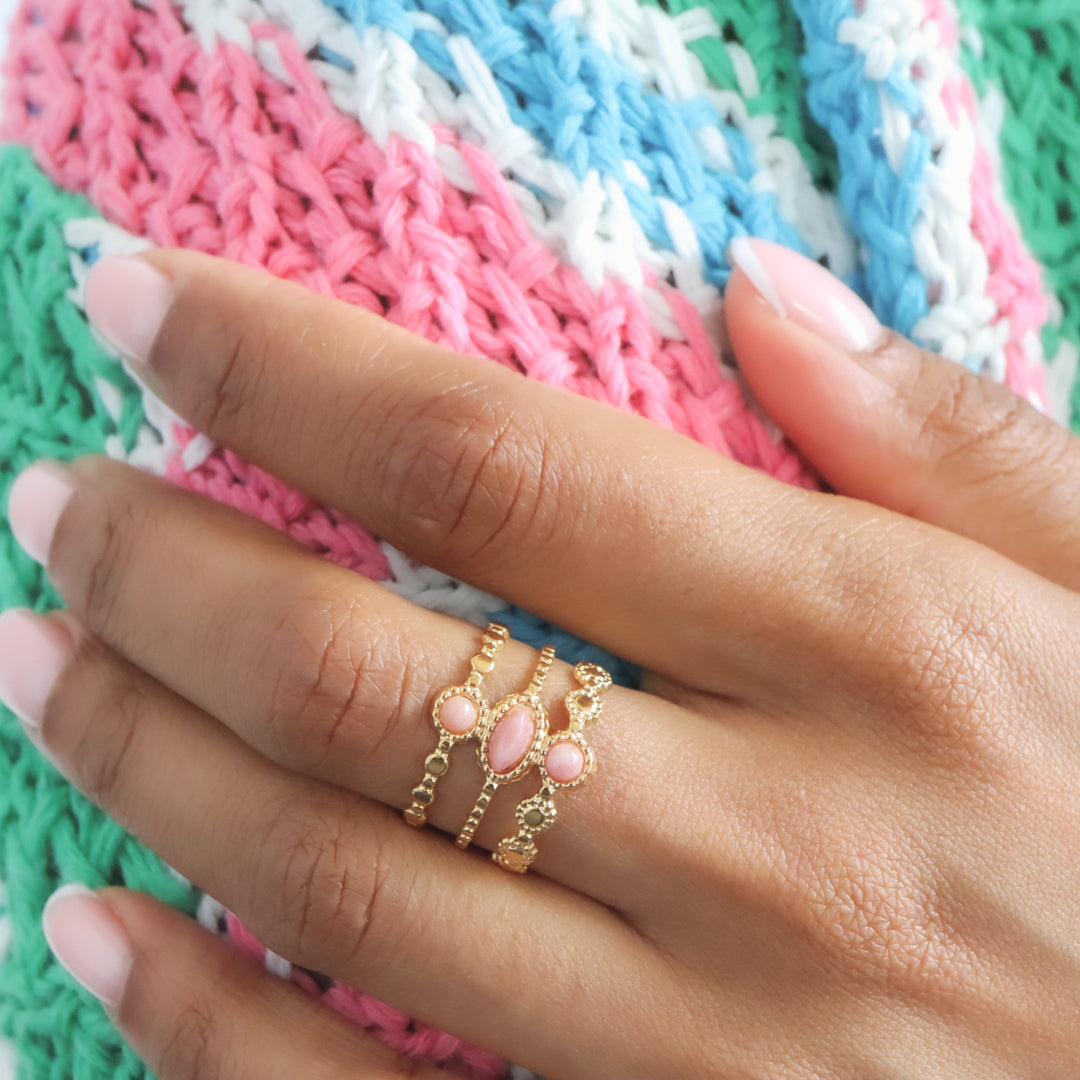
[456,644,556,850]
[494,662,612,873]
[408,628,612,875]
[403,622,508,827]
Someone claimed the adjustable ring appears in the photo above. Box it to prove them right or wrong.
[494,662,612,873]
[403,622,509,827]
[456,644,556,850]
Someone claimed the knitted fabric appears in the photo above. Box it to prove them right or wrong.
[0,0,1076,1078]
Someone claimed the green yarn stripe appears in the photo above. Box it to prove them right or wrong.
[642,0,840,190]
[954,0,1080,433]
[0,143,196,1080]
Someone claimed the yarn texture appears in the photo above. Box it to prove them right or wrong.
[0,0,1078,1077]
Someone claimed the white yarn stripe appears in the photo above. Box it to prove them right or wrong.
[63,217,504,629]
[194,890,231,939]
[837,0,1013,380]
[0,1036,13,1080]
[378,544,503,627]
[553,0,858,280]
[62,218,207,476]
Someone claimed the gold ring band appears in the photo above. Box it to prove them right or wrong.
[456,644,557,850]
[494,661,612,873]
[403,622,508,828]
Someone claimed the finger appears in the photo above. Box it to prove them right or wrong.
[41,883,451,1080]
[726,237,1080,591]
[81,248,893,698]
[7,608,668,1078]
[15,455,712,900]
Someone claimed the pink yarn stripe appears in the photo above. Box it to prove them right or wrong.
[224,912,504,1077]
[0,0,817,490]
[923,0,1050,407]
[173,431,392,578]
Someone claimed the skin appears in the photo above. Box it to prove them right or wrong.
[15,247,1080,1077]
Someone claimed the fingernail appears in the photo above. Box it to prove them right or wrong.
[42,884,133,1008]
[0,609,73,730]
[84,255,175,367]
[8,460,75,567]
[728,238,883,353]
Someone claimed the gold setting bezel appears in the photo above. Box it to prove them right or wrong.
[477,691,551,786]
[540,729,595,790]
[430,683,488,742]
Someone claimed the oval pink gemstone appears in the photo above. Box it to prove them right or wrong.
[487,705,536,774]
[439,694,478,735]
[545,740,585,783]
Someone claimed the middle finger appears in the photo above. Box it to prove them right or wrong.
[16,454,734,902]
[84,248,888,704]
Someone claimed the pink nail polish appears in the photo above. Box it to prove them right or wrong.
[7,460,75,567]
[42,884,133,1007]
[728,238,883,353]
[0,609,73,729]
[84,255,175,366]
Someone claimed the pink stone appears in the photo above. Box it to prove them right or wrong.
[545,740,585,783]
[439,694,478,735]
[487,705,535,774]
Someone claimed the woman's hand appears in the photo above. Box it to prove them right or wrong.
[5,238,1080,1078]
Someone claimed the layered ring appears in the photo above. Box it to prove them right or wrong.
[405,625,610,873]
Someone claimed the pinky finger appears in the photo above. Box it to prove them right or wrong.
[41,884,455,1080]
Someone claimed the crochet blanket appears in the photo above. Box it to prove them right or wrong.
[1,0,1078,1076]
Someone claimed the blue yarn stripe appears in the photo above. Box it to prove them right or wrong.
[792,0,931,338]
[487,605,641,689]
[322,0,810,288]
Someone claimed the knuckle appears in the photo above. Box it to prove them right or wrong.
[373,384,562,564]
[81,677,145,805]
[200,319,266,435]
[78,494,144,635]
[873,568,1022,766]
[909,353,1046,475]
[51,644,147,807]
[812,516,1022,767]
[262,590,428,766]
[738,771,973,999]
[182,275,281,438]
[253,799,395,976]
[155,998,219,1080]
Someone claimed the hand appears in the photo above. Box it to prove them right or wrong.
[5,238,1080,1078]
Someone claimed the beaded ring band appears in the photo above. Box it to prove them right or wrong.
[494,662,612,873]
[404,622,509,827]
[456,644,557,850]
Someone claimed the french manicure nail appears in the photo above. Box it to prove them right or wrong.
[42,884,133,1008]
[84,255,175,367]
[8,460,75,568]
[0,609,73,730]
[728,237,883,353]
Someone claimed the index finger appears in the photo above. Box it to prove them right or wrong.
[82,249,1000,705]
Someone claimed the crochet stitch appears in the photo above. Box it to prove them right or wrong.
[0,0,1077,1077]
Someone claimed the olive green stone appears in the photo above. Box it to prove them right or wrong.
[523,808,545,827]
[426,754,448,775]
[413,787,433,804]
